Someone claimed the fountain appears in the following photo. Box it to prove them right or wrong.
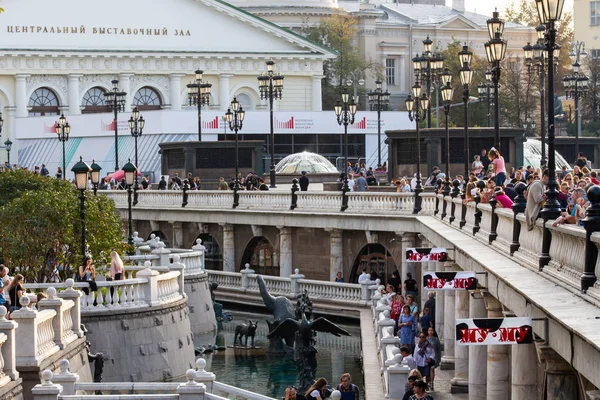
[273,151,340,183]
[523,138,571,170]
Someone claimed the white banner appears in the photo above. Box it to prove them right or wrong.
[423,271,477,290]
[456,318,533,346]
[405,248,448,263]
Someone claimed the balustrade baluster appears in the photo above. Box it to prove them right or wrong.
[96,289,104,308]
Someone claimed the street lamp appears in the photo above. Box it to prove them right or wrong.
[122,159,137,246]
[418,36,445,128]
[128,106,145,205]
[90,160,102,195]
[71,157,91,257]
[104,80,127,172]
[524,117,537,137]
[477,71,495,128]
[4,139,12,166]
[564,42,588,158]
[485,9,508,152]
[368,79,390,168]
[187,69,212,142]
[405,82,430,214]
[458,44,474,229]
[55,114,71,180]
[258,60,284,188]
[335,90,357,212]
[440,77,454,220]
[537,0,566,271]
[225,97,245,209]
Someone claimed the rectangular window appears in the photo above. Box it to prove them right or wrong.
[386,59,396,86]
[591,49,600,59]
[592,2,600,25]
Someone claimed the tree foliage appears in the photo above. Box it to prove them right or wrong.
[0,170,125,282]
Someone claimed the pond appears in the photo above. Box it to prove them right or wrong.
[194,310,364,399]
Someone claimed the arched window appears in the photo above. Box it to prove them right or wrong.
[28,87,60,116]
[133,87,162,111]
[236,93,253,111]
[241,237,279,276]
[82,87,109,114]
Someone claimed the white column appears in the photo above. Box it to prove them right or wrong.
[221,223,235,272]
[485,294,509,400]
[170,73,184,111]
[278,226,293,277]
[399,232,416,295]
[435,289,444,343]
[171,221,184,248]
[311,75,323,111]
[400,56,406,92]
[67,74,82,115]
[219,74,233,111]
[511,318,538,400]
[440,262,455,370]
[15,74,30,118]
[3,106,16,164]
[468,290,487,400]
[119,73,133,112]
[327,229,343,281]
[451,282,469,393]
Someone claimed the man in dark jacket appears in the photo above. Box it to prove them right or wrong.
[299,171,309,191]
[158,176,167,190]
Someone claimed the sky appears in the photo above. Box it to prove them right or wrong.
[445,0,574,18]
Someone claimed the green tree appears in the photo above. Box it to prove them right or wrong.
[0,170,125,282]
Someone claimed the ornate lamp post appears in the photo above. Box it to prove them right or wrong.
[55,114,71,180]
[258,61,284,188]
[419,36,445,128]
[104,80,127,172]
[90,160,102,195]
[477,71,494,128]
[524,117,537,137]
[440,71,454,220]
[485,9,508,152]
[459,44,474,228]
[368,79,390,168]
[405,81,430,215]
[3,139,11,166]
[565,42,589,158]
[187,70,212,142]
[71,157,91,257]
[128,106,145,206]
[335,90,357,212]
[537,0,566,270]
[122,159,137,246]
[225,97,245,209]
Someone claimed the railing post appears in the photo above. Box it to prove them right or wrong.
[133,231,144,255]
[152,240,171,267]
[37,287,67,349]
[473,180,485,234]
[582,186,600,293]
[510,182,527,255]
[360,280,372,303]
[51,360,79,396]
[489,195,498,243]
[31,370,62,400]
[241,263,255,290]
[0,306,19,379]
[12,296,58,368]
[449,179,460,224]
[195,358,215,392]
[136,267,160,306]
[192,239,206,272]
[169,255,186,297]
[290,178,299,210]
[178,369,206,400]
[57,279,83,338]
[387,354,411,399]
[290,268,304,298]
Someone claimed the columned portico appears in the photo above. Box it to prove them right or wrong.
[440,261,456,370]
[484,293,509,400]
[170,73,185,111]
[68,74,83,115]
[451,284,469,393]
[278,226,293,277]
[219,74,233,111]
[327,228,343,282]
[15,74,29,118]
[468,290,487,400]
[221,223,235,272]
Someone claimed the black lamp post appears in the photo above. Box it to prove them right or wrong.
[537,0,566,270]
[90,160,102,195]
[368,79,390,168]
[419,36,445,128]
[485,9,508,153]
[459,44,474,229]
[122,159,137,246]
[524,117,537,137]
[477,71,494,128]
[440,74,454,220]
[71,157,91,257]
[405,79,430,215]
[104,80,127,172]
[55,114,70,180]
[335,90,357,212]
[258,61,284,188]
[225,97,245,209]
[565,42,589,158]
[3,138,11,166]
[187,70,212,142]
[128,107,145,205]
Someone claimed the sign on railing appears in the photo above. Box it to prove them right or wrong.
[423,272,477,290]
[456,318,533,345]
[405,248,448,262]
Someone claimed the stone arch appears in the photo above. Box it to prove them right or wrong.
[230,84,260,111]
[349,243,396,284]
[240,236,279,276]
[195,233,222,271]
[28,86,62,116]
[27,84,66,112]
[130,84,167,111]
[0,84,15,107]
[147,230,171,248]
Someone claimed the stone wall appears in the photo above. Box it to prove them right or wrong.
[82,297,195,382]
[185,273,218,334]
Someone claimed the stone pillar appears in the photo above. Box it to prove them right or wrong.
[119,73,133,112]
[511,333,538,399]
[67,74,82,115]
[4,106,16,163]
[278,226,293,277]
[435,289,444,344]
[172,221,184,248]
[15,74,30,118]
[170,73,184,111]
[398,232,416,295]
[484,293,509,400]
[440,262,456,370]
[468,290,487,400]
[219,74,233,111]
[0,306,18,379]
[327,229,343,282]
[535,343,578,400]
[451,284,469,393]
[400,56,406,92]
[31,370,62,400]
[311,76,323,111]
[221,223,235,272]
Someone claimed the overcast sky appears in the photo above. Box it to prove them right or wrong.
[445,0,574,19]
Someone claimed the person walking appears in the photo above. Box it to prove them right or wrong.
[218,177,229,190]
[426,327,441,391]
[409,380,434,400]
[336,373,360,400]
[355,172,368,192]
[305,378,328,400]
[399,305,416,352]
[413,333,435,386]
[299,171,309,191]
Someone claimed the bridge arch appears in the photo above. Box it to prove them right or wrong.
[195,233,222,271]
[349,243,396,284]
[147,230,171,248]
[240,236,279,276]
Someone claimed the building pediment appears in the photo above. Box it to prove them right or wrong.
[0,0,335,58]
[438,15,481,30]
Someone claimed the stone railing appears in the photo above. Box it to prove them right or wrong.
[298,278,363,302]
[100,189,437,214]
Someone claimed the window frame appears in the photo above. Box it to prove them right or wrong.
[386,58,397,86]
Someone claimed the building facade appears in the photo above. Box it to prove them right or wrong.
[574,0,600,58]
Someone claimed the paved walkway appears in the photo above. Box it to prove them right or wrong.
[430,368,468,400]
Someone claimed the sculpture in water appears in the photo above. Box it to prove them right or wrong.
[257,275,296,353]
